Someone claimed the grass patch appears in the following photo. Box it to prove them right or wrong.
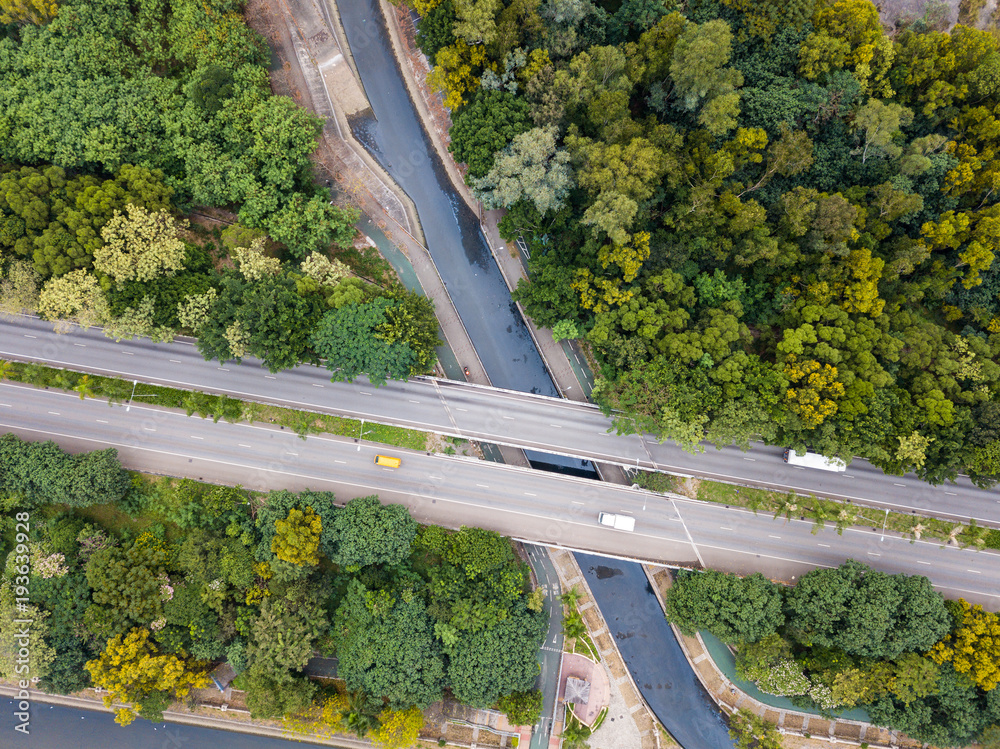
[660,726,682,748]
[638,468,995,548]
[1,360,429,451]
[572,631,599,661]
[634,470,679,494]
[591,706,609,731]
[986,528,1000,550]
[72,500,153,537]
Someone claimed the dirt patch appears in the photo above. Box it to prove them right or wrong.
[878,0,957,28]
[677,476,700,499]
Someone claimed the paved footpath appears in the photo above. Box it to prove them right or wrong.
[0,684,368,748]
[548,549,661,749]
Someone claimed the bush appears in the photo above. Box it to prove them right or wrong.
[498,689,543,726]
[985,529,1000,550]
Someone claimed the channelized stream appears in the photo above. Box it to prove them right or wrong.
[575,554,736,749]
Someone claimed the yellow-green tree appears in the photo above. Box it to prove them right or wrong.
[85,628,209,726]
[272,506,322,566]
[0,260,41,316]
[920,207,1000,289]
[0,0,57,24]
[929,599,1000,691]
[838,248,885,317]
[234,237,281,281]
[37,269,109,330]
[96,204,187,284]
[428,41,488,110]
[283,692,349,738]
[895,431,934,471]
[372,705,424,749]
[783,355,844,428]
[598,231,651,283]
[798,0,894,96]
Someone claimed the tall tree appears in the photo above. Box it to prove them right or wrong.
[333,580,446,709]
[447,601,547,707]
[95,205,187,283]
[472,125,574,214]
[929,599,1000,691]
[784,561,950,659]
[311,299,419,386]
[197,271,322,372]
[85,627,209,726]
[664,569,784,644]
[331,496,417,569]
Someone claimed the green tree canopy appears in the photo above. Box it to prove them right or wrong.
[333,579,446,709]
[664,569,784,644]
[331,495,417,569]
[784,560,951,660]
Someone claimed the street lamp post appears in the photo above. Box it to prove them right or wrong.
[126,380,138,412]
[880,508,890,541]
[357,418,365,451]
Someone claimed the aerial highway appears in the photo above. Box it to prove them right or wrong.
[1,316,998,525]
[2,382,998,608]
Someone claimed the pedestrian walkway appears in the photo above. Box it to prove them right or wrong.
[641,566,920,749]
[559,653,611,727]
[547,548,662,749]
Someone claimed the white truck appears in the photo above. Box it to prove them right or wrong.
[598,512,636,531]
[783,448,847,472]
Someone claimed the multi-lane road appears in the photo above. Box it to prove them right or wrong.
[3,383,998,607]
[1,316,997,525]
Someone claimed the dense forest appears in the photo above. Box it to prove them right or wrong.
[0,434,546,739]
[414,0,1000,487]
[665,564,1000,747]
[0,0,440,384]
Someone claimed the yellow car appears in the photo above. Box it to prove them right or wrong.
[374,455,401,468]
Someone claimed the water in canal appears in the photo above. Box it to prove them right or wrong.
[0,699,322,749]
[575,553,735,749]
[337,0,595,475]
[338,0,553,397]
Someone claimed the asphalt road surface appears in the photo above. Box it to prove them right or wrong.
[1,317,998,525]
[523,544,563,749]
[2,384,998,609]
